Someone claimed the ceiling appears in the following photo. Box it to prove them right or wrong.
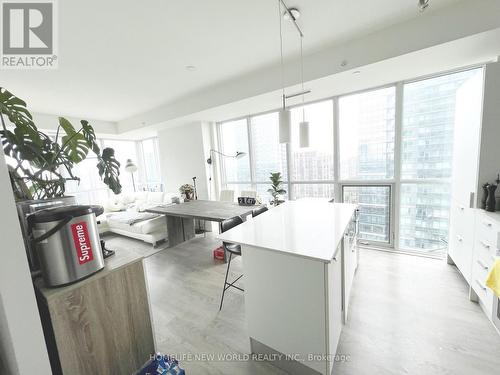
[117,28,500,139]
[0,0,461,122]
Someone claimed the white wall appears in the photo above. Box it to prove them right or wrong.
[477,61,500,200]
[33,112,118,136]
[0,155,52,374]
[158,122,211,199]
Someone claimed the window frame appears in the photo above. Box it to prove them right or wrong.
[340,183,394,248]
[216,65,485,258]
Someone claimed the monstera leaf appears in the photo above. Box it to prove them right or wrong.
[59,117,89,163]
[1,128,47,166]
[0,88,41,146]
[81,120,100,155]
[97,147,122,194]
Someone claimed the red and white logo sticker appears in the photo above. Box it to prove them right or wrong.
[71,222,94,265]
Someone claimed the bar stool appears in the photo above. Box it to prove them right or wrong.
[219,216,244,310]
[252,206,268,218]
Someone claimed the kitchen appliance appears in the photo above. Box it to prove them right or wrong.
[16,196,76,271]
[28,205,105,287]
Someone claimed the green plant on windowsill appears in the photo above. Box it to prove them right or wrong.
[0,87,122,201]
[268,172,286,206]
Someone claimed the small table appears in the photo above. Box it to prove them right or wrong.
[146,200,258,252]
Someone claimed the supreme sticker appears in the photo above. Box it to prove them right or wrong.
[71,221,94,265]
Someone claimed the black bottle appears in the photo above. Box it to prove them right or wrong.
[486,184,497,212]
[481,183,489,210]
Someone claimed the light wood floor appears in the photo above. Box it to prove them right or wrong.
[142,235,500,375]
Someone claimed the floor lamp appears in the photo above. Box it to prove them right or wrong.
[125,159,138,192]
[206,150,247,200]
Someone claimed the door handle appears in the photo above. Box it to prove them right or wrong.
[480,241,491,249]
[483,221,493,228]
[469,192,475,209]
[477,260,489,270]
[457,235,463,242]
[475,280,487,291]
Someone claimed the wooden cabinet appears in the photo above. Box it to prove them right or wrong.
[35,249,155,375]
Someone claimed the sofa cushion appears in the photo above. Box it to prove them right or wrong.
[107,213,165,234]
[121,193,136,205]
[163,192,179,204]
[134,191,148,202]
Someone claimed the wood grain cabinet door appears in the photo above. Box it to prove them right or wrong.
[49,261,154,375]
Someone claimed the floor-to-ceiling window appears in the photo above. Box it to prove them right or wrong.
[218,100,334,203]
[250,112,288,199]
[64,137,162,204]
[138,138,162,191]
[338,86,396,246]
[290,100,335,199]
[216,67,484,257]
[399,68,483,255]
[218,118,252,198]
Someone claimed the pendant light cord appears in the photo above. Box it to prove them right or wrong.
[300,35,305,122]
[278,0,285,109]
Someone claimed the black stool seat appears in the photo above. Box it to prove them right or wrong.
[252,206,268,217]
[224,242,241,255]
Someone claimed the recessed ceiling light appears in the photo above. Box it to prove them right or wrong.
[283,8,300,21]
[185,65,196,71]
[353,70,361,75]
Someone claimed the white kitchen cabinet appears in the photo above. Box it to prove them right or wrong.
[218,201,358,375]
[446,63,500,334]
[447,71,483,281]
[471,210,500,317]
[448,199,475,283]
[343,217,358,321]
[327,248,343,375]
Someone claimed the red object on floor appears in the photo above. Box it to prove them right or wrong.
[213,246,225,260]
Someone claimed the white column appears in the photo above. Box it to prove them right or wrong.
[477,61,500,202]
[0,156,51,374]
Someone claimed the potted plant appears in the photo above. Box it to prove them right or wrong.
[0,88,122,201]
[179,184,195,201]
[268,172,286,206]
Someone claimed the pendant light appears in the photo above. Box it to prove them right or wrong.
[278,0,291,144]
[298,35,310,148]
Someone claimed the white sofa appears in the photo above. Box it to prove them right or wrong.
[97,191,180,246]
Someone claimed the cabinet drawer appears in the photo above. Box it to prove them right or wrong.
[476,216,500,249]
[472,276,494,314]
[472,256,490,283]
[475,238,497,264]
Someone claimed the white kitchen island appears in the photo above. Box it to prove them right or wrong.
[218,200,358,375]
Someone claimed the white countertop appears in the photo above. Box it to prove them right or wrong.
[217,200,357,263]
